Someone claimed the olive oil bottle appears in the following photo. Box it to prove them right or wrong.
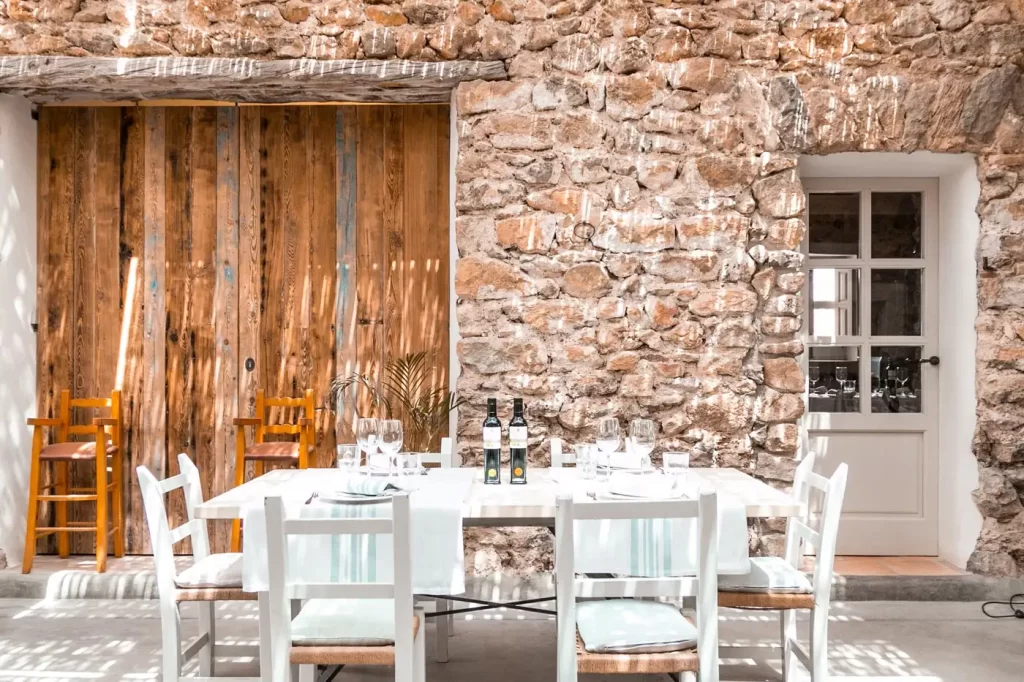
[483,398,501,484]
[509,398,527,485]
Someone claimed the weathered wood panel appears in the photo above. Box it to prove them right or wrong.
[36,104,450,554]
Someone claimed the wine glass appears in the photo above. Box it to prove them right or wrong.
[379,419,404,477]
[835,366,848,392]
[596,418,620,477]
[808,365,820,393]
[356,417,379,467]
[628,419,656,471]
[897,366,910,396]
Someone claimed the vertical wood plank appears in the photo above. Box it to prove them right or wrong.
[213,107,239,551]
[355,107,386,419]
[382,106,405,374]
[309,107,337,464]
[188,107,219,547]
[238,106,261,474]
[70,108,97,553]
[119,106,148,553]
[260,108,284,402]
[142,107,167,494]
[334,107,358,445]
[164,106,193,550]
[285,106,311,400]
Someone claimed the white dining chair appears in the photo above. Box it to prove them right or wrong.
[555,491,719,682]
[264,492,425,682]
[718,453,848,682]
[137,454,259,682]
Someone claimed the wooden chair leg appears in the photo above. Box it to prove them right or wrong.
[56,461,70,558]
[112,452,125,557]
[21,436,43,574]
[231,448,246,553]
[95,444,109,573]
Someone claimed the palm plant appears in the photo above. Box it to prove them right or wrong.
[328,351,464,453]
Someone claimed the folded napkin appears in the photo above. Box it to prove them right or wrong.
[597,452,645,470]
[605,472,678,499]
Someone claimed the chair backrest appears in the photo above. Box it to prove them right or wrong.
[554,491,718,679]
[137,454,211,598]
[59,389,122,443]
[551,438,565,468]
[265,492,414,678]
[255,389,315,440]
[783,452,849,608]
[422,436,455,468]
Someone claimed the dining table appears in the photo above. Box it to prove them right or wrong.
[195,465,804,680]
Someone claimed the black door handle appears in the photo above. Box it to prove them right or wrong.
[918,356,940,366]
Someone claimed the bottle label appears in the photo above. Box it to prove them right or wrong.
[483,426,501,450]
[509,426,527,449]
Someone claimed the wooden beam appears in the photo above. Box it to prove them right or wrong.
[0,57,507,104]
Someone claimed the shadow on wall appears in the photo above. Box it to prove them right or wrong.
[0,95,37,567]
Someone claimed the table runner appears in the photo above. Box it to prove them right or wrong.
[240,468,475,594]
[550,470,750,576]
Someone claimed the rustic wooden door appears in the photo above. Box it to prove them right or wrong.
[35,103,450,554]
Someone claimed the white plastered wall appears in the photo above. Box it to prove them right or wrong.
[0,95,37,566]
[799,152,982,569]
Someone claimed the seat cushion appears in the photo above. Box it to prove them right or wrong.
[291,599,402,647]
[718,556,813,594]
[40,441,117,460]
[576,600,698,654]
[244,442,306,459]
[174,553,244,589]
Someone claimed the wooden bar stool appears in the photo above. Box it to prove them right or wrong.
[231,389,315,551]
[22,389,125,573]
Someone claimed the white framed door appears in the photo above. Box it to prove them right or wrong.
[801,178,939,555]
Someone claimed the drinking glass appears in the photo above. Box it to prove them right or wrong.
[396,452,421,478]
[835,366,848,392]
[336,444,359,474]
[379,419,404,476]
[575,444,595,480]
[628,419,656,471]
[808,365,820,393]
[663,451,690,475]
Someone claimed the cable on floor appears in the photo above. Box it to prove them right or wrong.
[981,594,1024,619]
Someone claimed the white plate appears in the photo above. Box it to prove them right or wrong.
[319,490,395,504]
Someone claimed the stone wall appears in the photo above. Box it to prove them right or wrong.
[2,0,1024,575]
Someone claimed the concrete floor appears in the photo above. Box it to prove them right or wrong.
[0,599,1018,681]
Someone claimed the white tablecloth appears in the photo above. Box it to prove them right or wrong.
[550,470,750,576]
[241,468,475,594]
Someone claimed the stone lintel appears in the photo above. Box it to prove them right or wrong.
[0,56,508,104]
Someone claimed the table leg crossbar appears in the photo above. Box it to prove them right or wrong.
[419,594,556,617]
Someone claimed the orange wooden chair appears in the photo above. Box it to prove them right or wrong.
[231,389,315,551]
[22,389,125,573]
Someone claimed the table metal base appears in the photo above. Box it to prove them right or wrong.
[419,593,556,617]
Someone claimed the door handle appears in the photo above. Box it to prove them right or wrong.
[918,356,940,366]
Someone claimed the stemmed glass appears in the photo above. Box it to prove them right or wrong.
[897,366,910,396]
[379,419,404,478]
[808,366,820,394]
[596,417,620,470]
[356,418,379,469]
[835,366,848,393]
[628,419,656,471]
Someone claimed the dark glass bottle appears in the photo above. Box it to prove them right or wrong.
[509,398,527,485]
[483,398,501,484]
